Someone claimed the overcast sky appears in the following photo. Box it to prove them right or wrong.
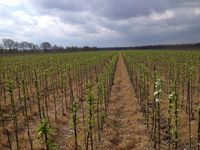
[0,0,200,47]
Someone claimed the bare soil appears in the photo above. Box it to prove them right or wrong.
[100,54,149,150]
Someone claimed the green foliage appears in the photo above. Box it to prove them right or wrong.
[86,80,96,129]
[36,118,51,138]
[154,77,163,103]
[69,97,80,129]
[36,118,58,150]
[168,81,179,145]
[0,51,119,149]
[97,75,106,124]
[123,50,200,149]
[47,139,59,150]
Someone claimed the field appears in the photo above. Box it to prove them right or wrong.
[0,50,200,150]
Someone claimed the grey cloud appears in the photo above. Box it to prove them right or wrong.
[89,0,168,20]
[1,0,200,46]
[28,0,90,12]
[28,0,200,20]
[29,0,167,20]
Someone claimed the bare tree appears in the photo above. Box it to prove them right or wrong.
[40,42,51,51]
[2,39,15,50]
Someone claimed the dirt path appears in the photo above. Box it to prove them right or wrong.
[100,54,149,150]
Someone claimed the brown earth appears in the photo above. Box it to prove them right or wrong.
[100,54,149,150]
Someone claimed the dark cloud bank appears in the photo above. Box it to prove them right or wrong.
[1,0,200,46]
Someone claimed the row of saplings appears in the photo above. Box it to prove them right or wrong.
[33,55,117,150]
[127,62,200,150]
[0,54,117,150]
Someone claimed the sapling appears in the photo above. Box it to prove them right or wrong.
[80,88,87,148]
[168,81,179,150]
[145,70,150,129]
[198,67,200,97]
[68,68,74,106]
[43,69,50,121]
[7,79,20,150]
[174,82,179,150]
[34,69,42,120]
[15,73,25,116]
[59,66,65,115]
[187,66,194,149]
[97,75,105,140]
[61,66,68,111]
[3,71,7,105]
[198,105,200,150]
[51,78,57,120]
[153,77,163,150]
[69,97,79,150]
[22,78,33,149]
[25,76,33,113]
[0,104,12,150]
[168,82,174,150]
[36,118,58,150]
[86,80,96,150]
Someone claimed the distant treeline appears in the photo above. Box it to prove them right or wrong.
[0,38,199,54]
[99,43,200,51]
[0,46,99,54]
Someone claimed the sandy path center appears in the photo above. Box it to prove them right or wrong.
[101,54,149,150]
